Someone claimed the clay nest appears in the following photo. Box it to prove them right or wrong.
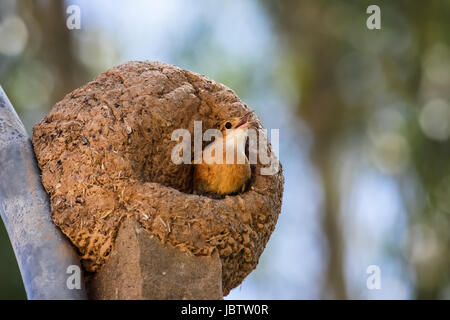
[32,61,284,295]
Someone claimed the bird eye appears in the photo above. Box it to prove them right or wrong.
[225,122,232,129]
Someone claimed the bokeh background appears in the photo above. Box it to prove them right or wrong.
[1,0,450,299]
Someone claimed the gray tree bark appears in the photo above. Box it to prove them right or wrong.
[0,86,87,299]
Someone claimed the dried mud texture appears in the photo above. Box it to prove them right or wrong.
[32,61,284,295]
[88,217,223,300]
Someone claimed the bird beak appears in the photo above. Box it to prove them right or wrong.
[235,111,254,129]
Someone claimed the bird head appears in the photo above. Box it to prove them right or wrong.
[218,111,255,155]
[219,111,254,134]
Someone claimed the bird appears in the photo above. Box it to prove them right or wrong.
[193,111,254,196]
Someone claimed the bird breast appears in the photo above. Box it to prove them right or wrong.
[193,129,251,195]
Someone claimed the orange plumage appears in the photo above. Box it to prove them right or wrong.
[193,112,253,195]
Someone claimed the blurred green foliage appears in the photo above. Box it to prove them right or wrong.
[0,221,25,299]
[265,0,450,298]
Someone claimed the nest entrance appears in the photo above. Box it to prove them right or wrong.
[32,61,284,295]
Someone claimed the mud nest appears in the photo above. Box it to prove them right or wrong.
[32,61,284,295]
